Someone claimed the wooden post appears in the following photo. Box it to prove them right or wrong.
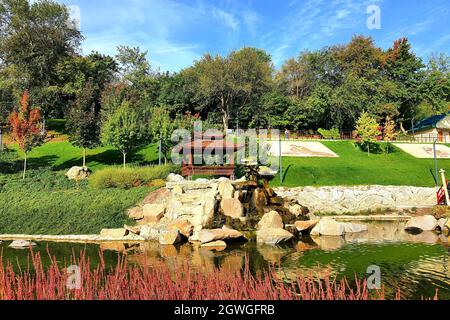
[440,169,450,205]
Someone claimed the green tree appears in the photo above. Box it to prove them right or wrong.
[0,0,82,89]
[66,82,101,167]
[186,47,273,130]
[101,101,144,168]
[149,106,176,164]
[355,112,380,156]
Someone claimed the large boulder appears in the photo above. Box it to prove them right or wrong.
[221,198,244,219]
[100,228,127,239]
[257,211,284,230]
[166,173,185,183]
[66,166,91,181]
[159,230,182,245]
[168,219,194,238]
[295,220,319,232]
[198,227,246,244]
[343,222,368,233]
[256,228,294,245]
[310,218,345,236]
[128,207,144,220]
[405,215,438,232]
[143,204,166,223]
[218,180,234,199]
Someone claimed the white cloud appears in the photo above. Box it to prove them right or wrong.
[212,8,240,31]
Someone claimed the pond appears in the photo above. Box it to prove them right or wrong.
[1,220,449,300]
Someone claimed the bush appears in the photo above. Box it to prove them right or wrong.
[318,128,340,140]
[89,164,180,189]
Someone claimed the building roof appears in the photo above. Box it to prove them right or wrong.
[411,113,450,132]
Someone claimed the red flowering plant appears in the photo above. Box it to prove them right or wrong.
[8,91,46,179]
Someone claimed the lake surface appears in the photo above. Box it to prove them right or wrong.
[1,220,449,300]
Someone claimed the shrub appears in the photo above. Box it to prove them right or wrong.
[89,164,180,189]
[318,128,340,140]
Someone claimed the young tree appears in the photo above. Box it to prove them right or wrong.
[8,91,45,179]
[383,116,397,154]
[101,101,144,168]
[66,82,101,167]
[149,106,177,164]
[355,112,380,156]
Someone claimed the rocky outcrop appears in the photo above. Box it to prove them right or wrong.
[198,227,246,244]
[220,198,244,219]
[66,166,91,181]
[256,228,294,245]
[295,220,319,232]
[311,218,346,236]
[257,211,284,230]
[159,230,182,245]
[405,215,438,232]
[142,204,166,223]
[100,228,128,239]
[276,186,436,214]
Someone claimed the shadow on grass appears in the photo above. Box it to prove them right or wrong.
[52,146,158,171]
[1,155,58,174]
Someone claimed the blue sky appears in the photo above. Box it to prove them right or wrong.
[55,0,450,72]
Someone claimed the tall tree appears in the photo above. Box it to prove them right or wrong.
[187,47,273,130]
[8,90,45,179]
[101,101,144,168]
[65,82,100,167]
[0,0,82,89]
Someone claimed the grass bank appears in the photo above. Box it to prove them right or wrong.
[272,141,450,188]
[0,170,153,235]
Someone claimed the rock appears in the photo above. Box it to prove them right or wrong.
[198,227,246,244]
[168,219,194,238]
[127,207,144,220]
[310,218,345,236]
[139,224,160,241]
[66,166,91,181]
[343,223,368,233]
[221,198,244,219]
[438,218,448,230]
[124,225,141,235]
[405,215,438,232]
[143,204,166,223]
[9,240,37,248]
[289,204,306,217]
[167,173,185,183]
[257,211,284,230]
[142,188,171,205]
[311,235,346,251]
[295,220,320,232]
[100,228,127,239]
[201,240,227,248]
[218,180,234,199]
[159,230,182,245]
[256,228,294,245]
[172,185,184,195]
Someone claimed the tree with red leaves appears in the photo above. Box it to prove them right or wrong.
[8,91,46,179]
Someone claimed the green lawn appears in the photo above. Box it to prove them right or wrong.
[0,170,153,235]
[271,141,450,188]
[8,141,160,172]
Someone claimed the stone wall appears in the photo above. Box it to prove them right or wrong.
[275,185,436,214]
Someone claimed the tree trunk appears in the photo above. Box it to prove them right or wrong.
[22,152,27,180]
[82,148,86,167]
[220,97,228,132]
[123,152,127,169]
[399,122,407,134]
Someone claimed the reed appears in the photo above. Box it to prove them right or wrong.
[0,250,433,301]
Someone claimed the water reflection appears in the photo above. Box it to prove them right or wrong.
[1,220,449,300]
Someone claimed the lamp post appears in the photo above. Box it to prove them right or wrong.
[434,138,439,188]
